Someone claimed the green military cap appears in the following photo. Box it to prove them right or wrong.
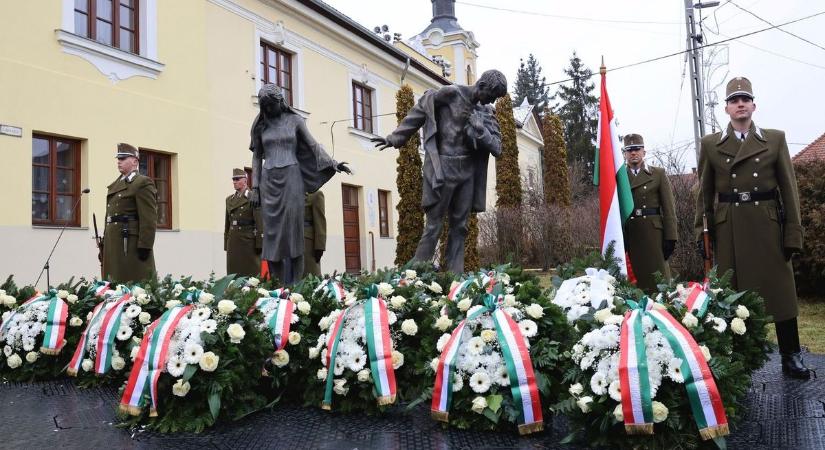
[116,143,140,159]
[725,76,754,101]
[232,168,246,179]
[622,133,644,151]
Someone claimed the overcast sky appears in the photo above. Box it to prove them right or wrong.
[324,0,825,171]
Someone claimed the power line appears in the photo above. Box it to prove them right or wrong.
[456,1,682,25]
[729,1,825,52]
[715,30,825,70]
[545,10,825,86]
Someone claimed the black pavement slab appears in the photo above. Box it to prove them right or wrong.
[0,352,822,450]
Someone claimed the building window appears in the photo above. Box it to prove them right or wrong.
[352,82,374,134]
[138,149,172,229]
[378,190,390,238]
[32,135,81,227]
[260,42,293,106]
[74,0,139,54]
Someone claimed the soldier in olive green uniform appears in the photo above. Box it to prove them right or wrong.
[303,191,327,277]
[102,143,158,283]
[695,77,809,378]
[622,134,678,292]
[225,169,263,277]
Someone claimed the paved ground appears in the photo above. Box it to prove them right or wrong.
[0,352,822,449]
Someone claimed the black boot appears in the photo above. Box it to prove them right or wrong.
[781,352,811,380]
[776,318,811,380]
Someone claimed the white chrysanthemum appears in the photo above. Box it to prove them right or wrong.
[436,333,452,352]
[184,343,204,364]
[467,336,485,355]
[200,319,217,334]
[348,348,367,371]
[111,356,126,371]
[271,349,290,367]
[469,371,491,393]
[391,350,404,369]
[167,355,186,377]
[518,319,538,338]
[576,396,593,413]
[682,312,699,328]
[590,372,608,395]
[124,304,141,319]
[193,307,211,321]
[481,329,497,343]
[316,367,328,380]
[652,401,668,422]
[401,319,418,336]
[457,299,472,312]
[735,305,750,319]
[357,368,371,383]
[452,373,464,392]
[608,380,622,402]
[710,317,727,333]
[333,358,345,376]
[116,326,133,341]
[435,315,453,331]
[226,323,245,343]
[495,366,510,386]
[172,379,191,397]
[731,317,747,335]
[217,300,237,315]
[667,358,685,383]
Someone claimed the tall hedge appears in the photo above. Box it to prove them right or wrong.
[494,95,522,208]
[541,111,571,207]
[792,160,825,296]
[394,85,424,266]
[464,213,480,271]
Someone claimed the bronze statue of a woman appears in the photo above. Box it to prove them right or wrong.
[250,84,350,284]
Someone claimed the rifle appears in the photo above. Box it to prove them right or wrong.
[702,214,713,278]
[93,213,104,278]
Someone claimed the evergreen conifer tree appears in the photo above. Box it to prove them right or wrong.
[555,51,598,181]
[513,54,551,114]
[393,85,423,266]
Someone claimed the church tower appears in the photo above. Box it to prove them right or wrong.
[410,0,479,85]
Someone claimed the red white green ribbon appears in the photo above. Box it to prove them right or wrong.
[94,294,133,374]
[247,288,288,316]
[268,298,295,351]
[40,293,69,355]
[322,285,396,409]
[647,307,728,439]
[119,305,192,416]
[326,279,346,303]
[67,299,109,376]
[619,299,728,440]
[93,281,112,297]
[364,292,396,405]
[447,279,475,301]
[683,282,710,318]
[432,294,543,435]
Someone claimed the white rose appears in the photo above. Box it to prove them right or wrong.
[111,356,126,371]
[481,329,497,343]
[308,347,319,359]
[67,294,79,304]
[138,312,151,324]
[525,303,544,319]
[81,358,93,372]
[576,396,593,413]
[652,401,668,423]
[503,295,517,307]
[700,345,712,361]
[257,288,270,297]
[391,350,404,369]
[711,317,727,333]
[568,383,584,396]
[25,351,39,363]
[429,282,443,294]
[681,312,699,328]
[405,269,417,279]
[131,286,146,297]
[297,301,311,315]
[387,310,397,325]
[457,299,472,312]
[288,331,302,345]
[198,292,215,304]
[471,396,487,414]
[389,296,406,309]
[435,315,453,331]
[377,282,394,297]
[436,333,451,352]
[736,305,750,319]
[246,277,260,287]
[241,286,250,294]
[226,323,246,343]
[57,290,69,299]
[333,378,349,395]
[613,404,624,421]
[69,316,83,327]
[7,354,22,369]
[137,293,150,305]
[594,308,613,323]
[172,379,191,397]
[357,369,371,383]
[731,317,747,335]
[319,316,331,331]
[317,368,328,380]
[165,300,181,309]
[130,346,140,361]
[271,349,290,367]
[430,358,440,372]
[401,319,418,336]
[217,300,237,315]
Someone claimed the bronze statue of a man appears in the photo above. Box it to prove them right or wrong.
[372,70,507,274]
[250,84,350,285]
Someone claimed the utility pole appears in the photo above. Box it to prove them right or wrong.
[684,0,706,163]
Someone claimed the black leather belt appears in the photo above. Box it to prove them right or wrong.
[718,190,776,203]
[231,219,255,226]
[632,207,660,217]
[106,214,137,223]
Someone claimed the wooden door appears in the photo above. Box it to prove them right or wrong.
[341,185,361,273]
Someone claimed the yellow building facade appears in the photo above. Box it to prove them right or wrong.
[0,0,453,287]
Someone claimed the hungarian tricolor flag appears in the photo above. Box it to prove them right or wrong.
[593,64,633,277]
